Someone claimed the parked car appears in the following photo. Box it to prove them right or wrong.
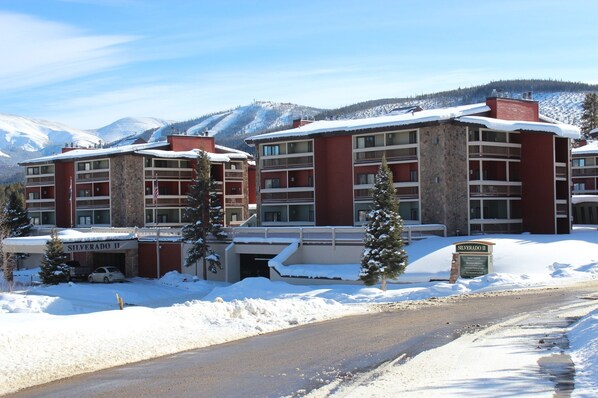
[67,260,94,281]
[87,266,125,283]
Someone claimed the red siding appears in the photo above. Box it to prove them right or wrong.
[486,98,539,122]
[520,132,555,233]
[138,241,181,278]
[167,135,215,152]
[54,161,75,228]
[314,135,354,225]
[248,164,256,204]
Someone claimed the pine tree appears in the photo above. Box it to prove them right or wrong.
[360,157,408,290]
[581,92,598,137]
[182,151,226,277]
[1,191,32,238]
[1,190,32,283]
[39,230,70,285]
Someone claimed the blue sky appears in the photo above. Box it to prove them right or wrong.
[1,0,597,129]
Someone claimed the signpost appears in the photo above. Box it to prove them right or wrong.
[450,240,495,283]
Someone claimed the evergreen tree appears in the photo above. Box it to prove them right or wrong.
[360,157,408,290]
[581,92,598,137]
[182,151,226,277]
[1,191,32,238]
[1,190,32,283]
[39,230,70,285]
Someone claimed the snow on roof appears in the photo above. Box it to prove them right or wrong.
[3,229,136,248]
[135,148,239,162]
[573,140,598,155]
[572,195,598,204]
[20,142,169,165]
[456,116,580,139]
[246,103,490,143]
[215,144,252,159]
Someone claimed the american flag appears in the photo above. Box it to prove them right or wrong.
[68,177,72,202]
[153,174,159,205]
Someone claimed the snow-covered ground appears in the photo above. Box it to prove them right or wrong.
[1,230,598,396]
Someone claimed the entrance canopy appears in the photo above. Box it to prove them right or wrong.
[3,229,138,254]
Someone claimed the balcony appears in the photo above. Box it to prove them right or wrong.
[469,184,522,197]
[262,155,313,170]
[75,198,110,209]
[469,145,521,159]
[354,147,417,164]
[224,170,244,180]
[145,169,193,180]
[76,171,109,182]
[261,190,314,203]
[225,196,245,206]
[25,175,54,186]
[25,199,55,211]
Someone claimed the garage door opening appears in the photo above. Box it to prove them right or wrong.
[93,253,126,275]
[240,254,274,280]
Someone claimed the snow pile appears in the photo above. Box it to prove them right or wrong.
[0,231,597,395]
[568,308,598,397]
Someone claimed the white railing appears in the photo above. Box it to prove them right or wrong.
[32,223,447,244]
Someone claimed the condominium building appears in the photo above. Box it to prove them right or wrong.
[22,135,256,228]
[571,141,598,224]
[247,97,579,235]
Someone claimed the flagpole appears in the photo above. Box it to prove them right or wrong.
[69,176,73,228]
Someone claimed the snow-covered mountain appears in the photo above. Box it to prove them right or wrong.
[91,117,171,144]
[1,80,596,183]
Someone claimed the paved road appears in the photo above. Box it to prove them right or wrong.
[9,281,598,398]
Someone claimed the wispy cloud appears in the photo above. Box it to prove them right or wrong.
[0,11,138,92]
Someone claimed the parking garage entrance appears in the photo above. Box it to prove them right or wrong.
[240,254,274,280]
[92,252,126,274]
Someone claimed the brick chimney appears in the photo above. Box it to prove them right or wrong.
[293,118,314,128]
[486,97,539,122]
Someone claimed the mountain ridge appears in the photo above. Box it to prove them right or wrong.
[1,79,597,182]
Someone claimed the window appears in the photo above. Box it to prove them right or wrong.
[262,145,280,156]
[468,129,480,142]
[28,192,40,200]
[409,131,417,144]
[31,217,40,225]
[264,178,280,189]
[79,216,92,225]
[572,158,586,167]
[357,173,376,185]
[482,130,507,143]
[27,167,39,175]
[358,210,369,222]
[410,170,418,182]
[356,136,376,149]
[264,211,281,222]
[77,162,91,171]
[78,189,91,197]
[574,183,586,192]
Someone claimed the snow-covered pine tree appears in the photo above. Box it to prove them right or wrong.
[182,150,225,277]
[1,191,32,238]
[39,230,70,285]
[581,92,598,137]
[360,157,408,290]
[1,190,32,283]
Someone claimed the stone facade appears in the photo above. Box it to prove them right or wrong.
[419,123,469,235]
[110,154,145,227]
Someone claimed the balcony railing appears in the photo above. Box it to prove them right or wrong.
[25,200,55,210]
[75,198,110,209]
[225,196,245,206]
[261,191,314,203]
[262,156,313,170]
[76,171,109,182]
[25,175,55,185]
[469,145,521,159]
[354,186,419,201]
[469,184,522,197]
[354,147,417,163]
[145,170,193,179]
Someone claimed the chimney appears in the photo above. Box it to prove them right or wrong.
[293,118,314,128]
